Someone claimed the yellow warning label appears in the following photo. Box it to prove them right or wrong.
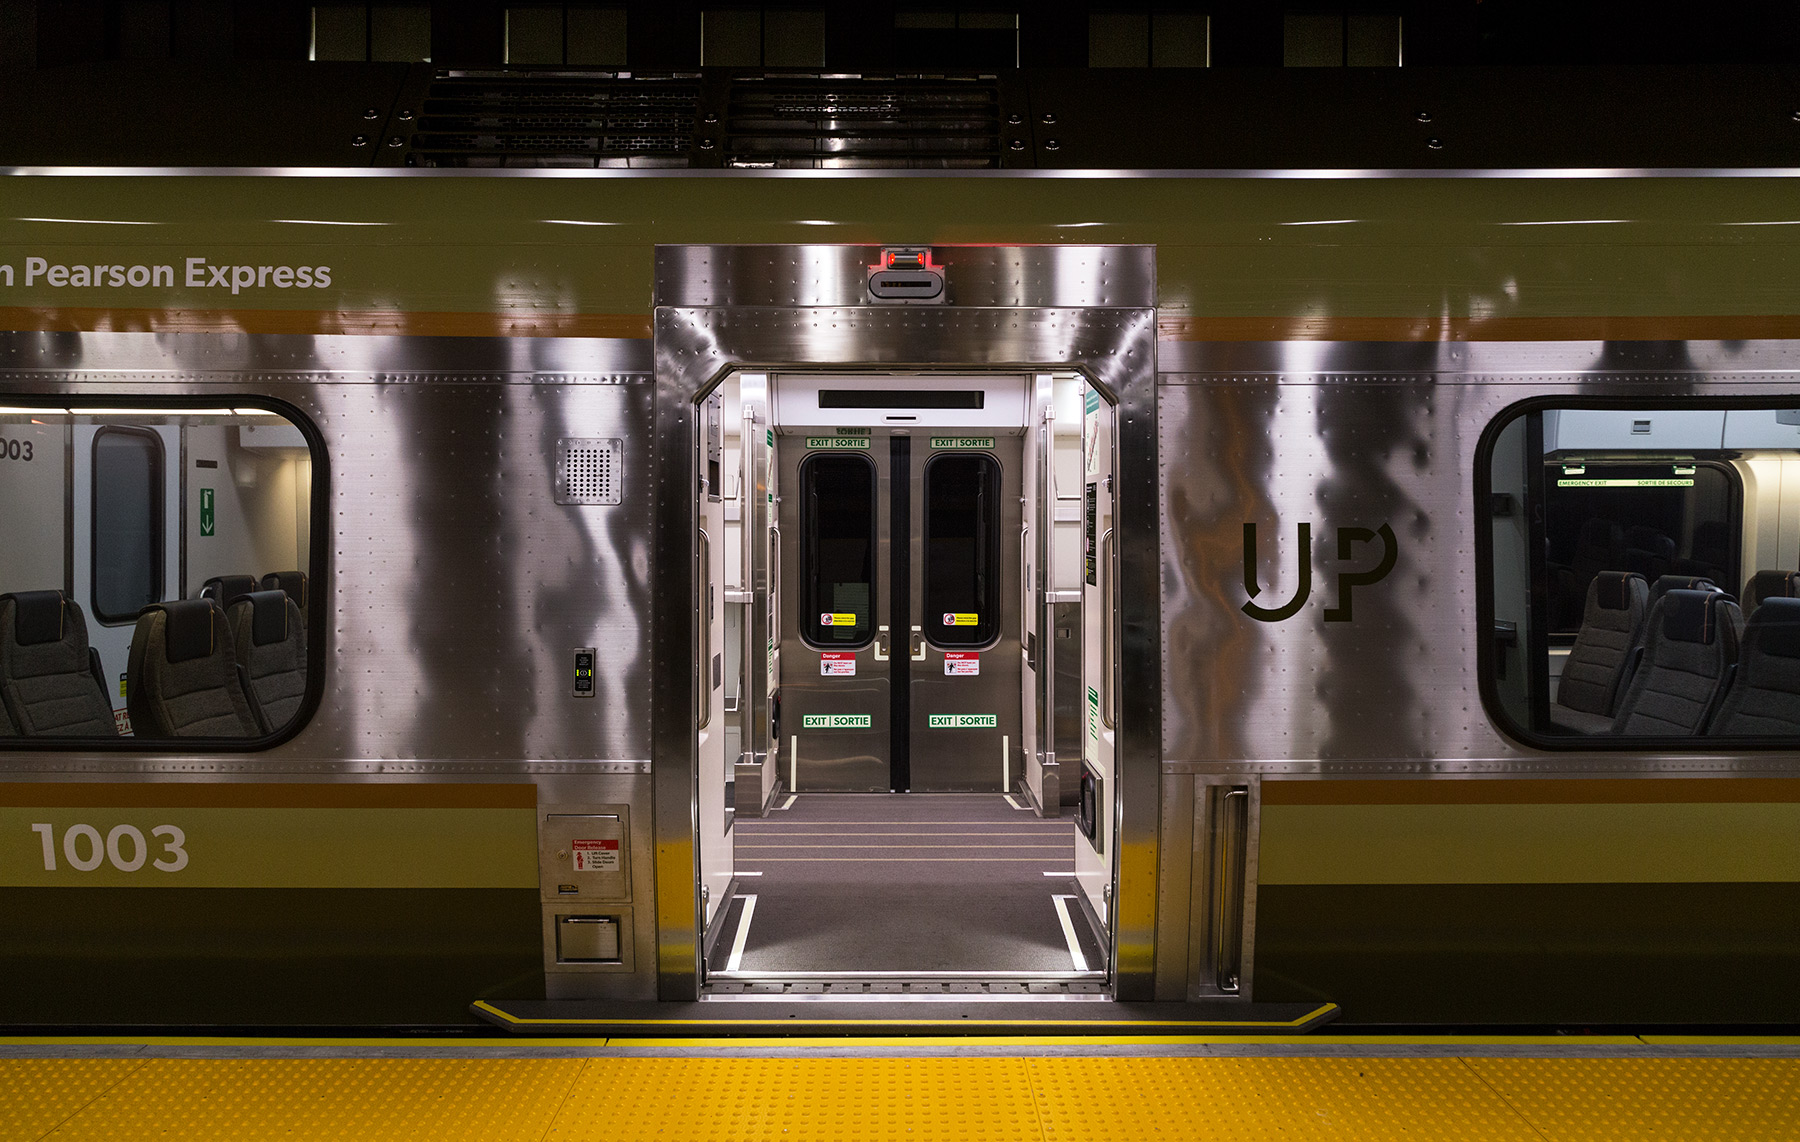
[942,613,979,626]
[820,612,860,627]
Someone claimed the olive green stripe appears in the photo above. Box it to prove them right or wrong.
[0,807,536,888]
[1261,802,1800,885]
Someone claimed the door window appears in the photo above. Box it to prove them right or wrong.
[800,453,875,647]
[924,453,999,647]
[91,427,164,623]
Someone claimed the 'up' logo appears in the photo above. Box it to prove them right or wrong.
[1241,521,1397,623]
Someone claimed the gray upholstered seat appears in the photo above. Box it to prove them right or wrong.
[1709,596,1800,735]
[198,575,258,603]
[260,570,308,615]
[227,590,307,734]
[1611,589,1744,736]
[1551,571,1649,734]
[1742,570,1800,622]
[126,598,261,738]
[1649,574,1717,607]
[0,591,117,736]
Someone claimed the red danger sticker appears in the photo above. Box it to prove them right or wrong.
[572,838,621,873]
[944,652,980,676]
[820,652,857,677]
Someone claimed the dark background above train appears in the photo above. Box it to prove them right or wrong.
[1,1,1798,169]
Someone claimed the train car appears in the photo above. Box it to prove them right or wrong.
[1,66,1798,1031]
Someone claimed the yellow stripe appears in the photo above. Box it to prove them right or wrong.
[469,999,1338,1030]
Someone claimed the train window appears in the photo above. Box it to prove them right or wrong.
[924,453,1000,648]
[1477,402,1800,746]
[800,453,875,648]
[91,428,165,623]
[0,401,319,746]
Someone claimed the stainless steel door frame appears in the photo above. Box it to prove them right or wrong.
[651,244,1159,1000]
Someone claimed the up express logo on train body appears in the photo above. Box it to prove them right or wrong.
[0,257,333,294]
[1241,521,1398,623]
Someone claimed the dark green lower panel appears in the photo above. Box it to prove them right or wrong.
[1256,882,1800,1025]
[0,888,541,1027]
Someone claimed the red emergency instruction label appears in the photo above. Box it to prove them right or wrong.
[572,838,621,872]
[944,652,980,677]
[820,652,857,676]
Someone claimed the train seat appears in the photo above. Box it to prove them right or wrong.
[125,598,262,738]
[1611,589,1744,735]
[1649,573,1718,606]
[197,574,259,603]
[1741,570,1800,621]
[1708,596,1800,735]
[226,590,306,733]
[259,570,308,618]
[1551,571,1649,734]
[0,591,118,736]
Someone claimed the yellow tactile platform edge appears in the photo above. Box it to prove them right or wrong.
[3,1054,1798,1141]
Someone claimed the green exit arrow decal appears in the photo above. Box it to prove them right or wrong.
[199,488,215,537]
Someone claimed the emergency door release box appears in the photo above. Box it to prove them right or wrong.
[540,809,630,901]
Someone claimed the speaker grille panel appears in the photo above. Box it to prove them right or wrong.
[557,438,623,505]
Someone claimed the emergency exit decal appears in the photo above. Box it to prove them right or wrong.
[930,436,994,450]
[803,714,871,729]
[820,652,856,676]
[943,653,979,676]
[199,488,215,537]
[571,839,620,873]
[929,714,996,728]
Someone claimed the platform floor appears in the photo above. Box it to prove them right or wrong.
[3,1037,1798,1140]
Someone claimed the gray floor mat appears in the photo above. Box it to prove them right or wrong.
[722,793,1104,973]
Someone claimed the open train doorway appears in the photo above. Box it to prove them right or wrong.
[690,366,1118,987]
[651,243,1155,1002]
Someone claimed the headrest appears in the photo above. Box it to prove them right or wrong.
[1747,570,1800,608]
[1652,574,1715,602]
[241,590,290,647]
[1752,597,1800,659]
[201,575,258,603]
[1592,571,1641,612]
[260,571,307,609]
[1661,589,1719,645]
[159,599,219,664]
[5,590,66,646]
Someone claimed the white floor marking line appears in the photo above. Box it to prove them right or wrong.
[1002,794,1025,811]
[736,871,763,876]
[778,794,797,810]
[788,738,798,797]
[1042,870,1076,876]
[1051,894,1089,972]
[1002,735,1010,792]
[724,895,758,972]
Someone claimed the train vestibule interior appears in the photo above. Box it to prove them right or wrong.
[0,405,313,742]
[1490,405,1800,741]
[692,371,1120,983]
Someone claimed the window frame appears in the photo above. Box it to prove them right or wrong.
[798,450,878,651]
[0,394,328,753]
[1476,394,1786,752]
[922,450,1002,650]
[89,425,167,626]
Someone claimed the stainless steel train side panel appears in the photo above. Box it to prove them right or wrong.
[652,244,1160,1000]
[0,331,665,1003]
